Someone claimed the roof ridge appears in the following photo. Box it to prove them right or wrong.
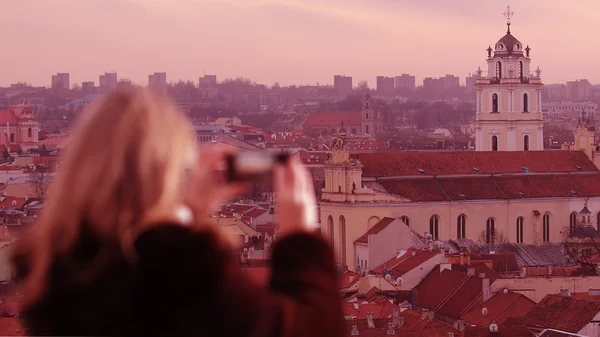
[433,177,452,201]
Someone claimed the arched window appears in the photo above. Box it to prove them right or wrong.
[429,215,439,240]
[543,214,550,242]
[569,212,577,235]
[367,216,381,229]
[519,61,523,78]
[492,93,499,112]
[327,216,334,248]
[339,216,346,265]
[27,128,32,138]
[400,216,410,226]
[496,61,502,79]
[492,135,498,152]
[516,217,524,243]
[366,112,369,120]
[524,135,529,151]
[523,93,529,112]
[365,125,369,134]
[486,218,495,244]
[457,214,466,239]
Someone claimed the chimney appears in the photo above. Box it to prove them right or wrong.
[421,309,429,320]
[482,278,492,302]
[386,322,395,335]
[558,287,571,297]
[392,308,403,326]
[520,267,527,277]
[440,263,452,273]
[428,310,435,321]
[366,311,375,328]
[588,288,600,296]
[467,267,475,277]
[351,325,359,336]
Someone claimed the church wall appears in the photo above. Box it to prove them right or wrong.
[367,221,426,271]
[491,276,600,303]
[322,197,600,271]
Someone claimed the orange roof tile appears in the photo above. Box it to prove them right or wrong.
[355,217,397,244]
[372,249,440,278]
[460,292,535,327]
[436,276,482,319]
[342,301,399,319]
[521,294,600,332]
[464,325,534,337]
[415,269,468,310]
[303,111,362,128]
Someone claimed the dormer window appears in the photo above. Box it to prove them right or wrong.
[497,44,504,50]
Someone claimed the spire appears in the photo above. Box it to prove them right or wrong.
[503,5,514,34]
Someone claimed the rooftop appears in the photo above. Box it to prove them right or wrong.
[520,294,600,333]
[460,291,535,326]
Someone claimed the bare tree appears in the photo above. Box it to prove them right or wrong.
[28,167,51,199]
[561,224,600,267]
[476,229,509,249]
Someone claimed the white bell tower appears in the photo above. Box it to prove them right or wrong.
[474,6,544,152]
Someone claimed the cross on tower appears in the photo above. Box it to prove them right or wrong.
[503,5,514,33]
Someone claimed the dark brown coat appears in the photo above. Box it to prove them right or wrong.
[13,224,343,337]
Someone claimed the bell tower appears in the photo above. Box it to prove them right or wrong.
[361,92,381,136]
[474,6,544,152]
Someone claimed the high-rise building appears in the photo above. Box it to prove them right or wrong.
[148,72,167,92]
[394,74,415,91]
[199,75,217,88]
[81,81,96,93]
[441,74,460,90]
[566,79,592,101]
[376,76,395,96]
[333,75,353,96]
[465,72,480,94]
[99,72,118,92]
[51,73,70,90]
[474,19,543,151]
[116,80,133,90]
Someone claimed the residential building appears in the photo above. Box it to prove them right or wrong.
[474,21,543,151]
[148,72,167,92]
[99,72,118,92]
[394,74,416,91]
[116,80,132,90]
[51,73,69,90]
[441,75,460,90]
[334,75,353,97]
[542,101,597,119]
[566,79,592,101]
[199,75,217,88]
[81,81,95,93]
[376,76,395,96]
[466,72,479,94]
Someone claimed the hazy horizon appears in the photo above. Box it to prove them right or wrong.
[3,0,599,88]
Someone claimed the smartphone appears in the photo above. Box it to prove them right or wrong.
[225,151,290,183]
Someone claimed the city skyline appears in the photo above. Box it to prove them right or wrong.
[3,0,600,87]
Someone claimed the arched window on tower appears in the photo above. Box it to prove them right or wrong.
[429,215,439,240]
[27,128,32,138]
[569,212,577,235]
[366,112,369,120]
[457,214,466,239]
[365,125,369,134]
[519,61,523,79]
[339,216,346,265]
[496,61,502,79]
[492,93,499,112]
[486,218,495,244]
[523,93,529,112]
[543,214,550,242]
[492,135,498,151]
[327,216,334,248]
[524,135,529,151]
[516,216,524,243]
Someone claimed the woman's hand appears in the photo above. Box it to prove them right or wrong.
[274,156,318,237]
[184,146,249,220]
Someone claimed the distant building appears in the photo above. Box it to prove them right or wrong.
[394,74,415,91]
[566,79,592,101]
[81,81,95,93]
[148,72,167,92]
[334,75,353,96]
[0,104,40,152]
[51,73,70,90]
[465,73,479,94]
[116,80,132,90]
[199,75,217,88]
[376,76,395,96]
[542,101,597,119]
[99,72,118,92]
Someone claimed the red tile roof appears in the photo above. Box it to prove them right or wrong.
[471,254,520,274]
[372,249,440,278]
[342,301,399,319]
[356,151,597,177]
[255,223,276,235]
[378,178,449,202]
[344,309,460,337]
[0,317,25,336]
[521,294,600,333]
[464,325,534,337]
[0,111,19,125]
[339,270,360,290]
[303,111,362,128]
[451,263,500,283]
[244,208,268,219]
[571,292,600,302]
[355,217,397,244]
[436,276,482,319]
[0,197,26,209]
[414,269,468,310]
[494,175,584,199]
[460,292,536,326]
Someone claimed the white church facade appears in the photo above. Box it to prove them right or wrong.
[319,17,600,272]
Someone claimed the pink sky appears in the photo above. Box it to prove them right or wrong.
[2,0,598,88]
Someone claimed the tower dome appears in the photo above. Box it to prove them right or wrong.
[494,6,523,56]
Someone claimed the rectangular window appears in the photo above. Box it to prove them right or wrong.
[9,134,14,143]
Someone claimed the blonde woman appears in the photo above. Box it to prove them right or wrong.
[11,89,342,337]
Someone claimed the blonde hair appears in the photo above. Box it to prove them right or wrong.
[18,89,196,306]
